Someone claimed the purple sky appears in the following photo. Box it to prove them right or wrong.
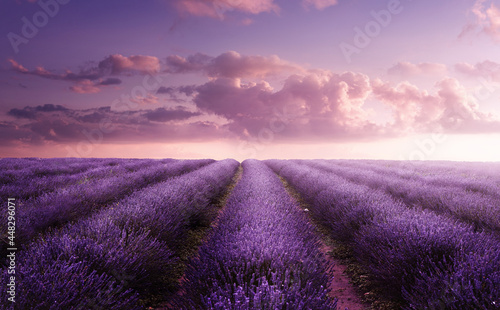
[1,0,500,160]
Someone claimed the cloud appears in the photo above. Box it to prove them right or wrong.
[166,51,303,78]
[0,104,214,146]
[156,85,198,104]
[387,61,448,77]
[157,85,197,96]
[70,77,122,94]
[98,78,122,86]
[455,60,500,82]
[0,121,43,146]
[303,0,338,11]
[372,77,500,133]
[8,59,28,73]
[8,54,158,94]
[460,0,500,42]
[192,71,381,140]
[144,107,201,122]
[241,17,254,25]
[8,59,101,81]
[173,0,279,19]
[34,104,68,112]
[130,94,160,105]
[10,51,299,95]
[165,53,213,74]
[5,51,500,147]
[10,55,160,80]
[69,80,102,94]
[184,62,500,139]
[98,54,161,75]
[8,108,37,120]
[157,86,176,95]
[8,104,68,120]
[207,51,304,78]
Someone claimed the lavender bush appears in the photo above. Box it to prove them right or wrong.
[178,160,336,309]
[0,159,239,309]
[0,158,166,201]
[300,159,500,233]
[0,158,213,261]
[267,159,500,309]
[1,158,498,309]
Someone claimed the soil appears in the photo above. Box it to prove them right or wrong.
[279,175,371,310]
[320,242,370,310]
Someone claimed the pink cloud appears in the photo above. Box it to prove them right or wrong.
[173,0,279,19]
[68,78,121,94]
[455,60,500,82]
[241,18,254,25]
[8,54,160,94]
[484,2,500,40]
[9,59,101,81]
[7,59,28,73]
[460,0,500,42]
[9,54,160,81]
[193,71,379,140]
[208,51,304,78]
[130,94,160,105]
[9,61,120,94]
[98,54,161,74]
[6,51,500,146]
[163,52,500,139]
[371,79,440,131]
[167,51,304,78]
[303,0,338,11]
[372,77,500,133]
[69,80,101,94]
[387,61,448,77]
[166,53,213,74]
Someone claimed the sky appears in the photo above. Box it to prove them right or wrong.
[0,0,500,161]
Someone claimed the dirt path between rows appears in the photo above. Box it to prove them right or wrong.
[279,176,370,310]
[319,242,369,310]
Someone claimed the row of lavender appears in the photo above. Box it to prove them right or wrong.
[0,159,239,309]
[0,158,175,200]
[300,159,500,233]
[266,160,500,309]
[176,160,337,309]
[0,158,215,262]
[365,159,500,183]
[0,158,122,182]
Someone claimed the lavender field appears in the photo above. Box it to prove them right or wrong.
[1,158,499,310]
